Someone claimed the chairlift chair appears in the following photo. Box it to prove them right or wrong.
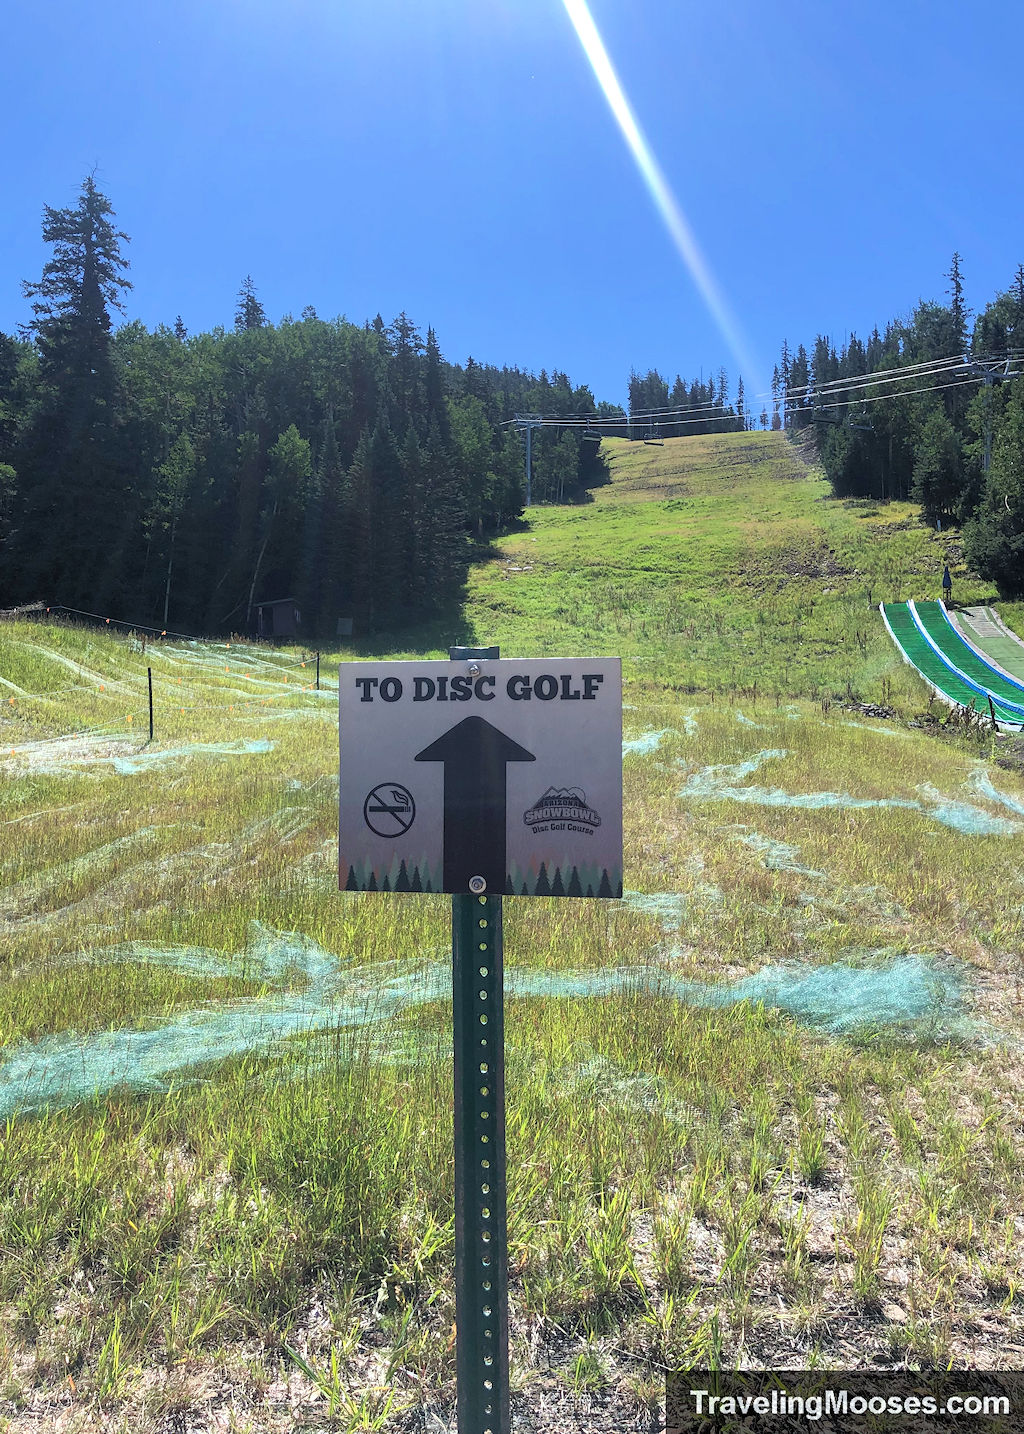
[811,409,871,433]
[643,424,664,446]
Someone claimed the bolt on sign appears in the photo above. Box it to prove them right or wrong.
[339,658,622,897]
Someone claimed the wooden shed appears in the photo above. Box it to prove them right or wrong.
[255,598,301,639]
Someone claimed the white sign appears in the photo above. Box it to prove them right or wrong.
[339,657,622,897]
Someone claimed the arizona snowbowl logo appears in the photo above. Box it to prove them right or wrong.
[523,787,601,834]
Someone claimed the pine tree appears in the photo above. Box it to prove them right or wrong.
[425,327,450,442]
[245,423,312,627]
[22,175,132,355]
[153,432,196,625]
[314,412,346,634]
[789,344,810,427]
[0,332,27,469]
[389,311,423,435]
[1011,265,1024,350]
[963,380,1024,597]
[946,252,970,353]
[911,410,964,526]
[235,276,266,332]
[779,340,791,426]
[10,175,133,607]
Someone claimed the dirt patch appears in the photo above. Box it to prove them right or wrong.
[775,545,855,580]
[872,520,918,536]
[994,736,1024,775]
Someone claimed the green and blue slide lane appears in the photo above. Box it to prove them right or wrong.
[909,601,1024,713]
[944,605,1024,686]
[880,602,1024,728]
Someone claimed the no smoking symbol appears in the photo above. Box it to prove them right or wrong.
[363,782,416,837]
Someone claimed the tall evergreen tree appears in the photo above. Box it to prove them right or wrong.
[0,181,619,630]
[779,340,791,425]
[235,275,266,332]
[425,326,450,442]
[770,364,781,430]
[152,431,196,625]
[963,379,1024,596]
[789,344,810,426]
[911,410,964,526]
[946,251,970,353]
[8,175,133,607]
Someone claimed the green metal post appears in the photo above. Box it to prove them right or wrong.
[452,892,509,1434]
[449,643,509,1434]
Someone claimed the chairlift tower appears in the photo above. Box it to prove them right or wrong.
[962,354,1019,472]
[512,414,545,507]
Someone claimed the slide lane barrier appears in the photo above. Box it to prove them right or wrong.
[880,603,1024,730]
[944,604,1024,687]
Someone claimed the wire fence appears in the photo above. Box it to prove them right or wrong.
[0,602,337,753]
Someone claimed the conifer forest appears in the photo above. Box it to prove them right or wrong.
[1,182,1021,635]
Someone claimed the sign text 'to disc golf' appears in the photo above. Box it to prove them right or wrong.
[339,657,622,897]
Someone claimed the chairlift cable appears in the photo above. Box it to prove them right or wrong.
[776,353,970,400]
[502,352,1020,432]
[621,354,998,418]
[806,372,1019,413]
[782,358,983,402]
[773,350,1022,402]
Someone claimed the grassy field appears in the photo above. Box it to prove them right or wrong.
[1,431,1023,1431]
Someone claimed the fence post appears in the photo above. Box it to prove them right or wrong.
[316,651,320,691]
[148,667,154,741]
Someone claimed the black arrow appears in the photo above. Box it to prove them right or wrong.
[415,715,535,893]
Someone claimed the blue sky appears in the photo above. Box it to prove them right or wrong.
[3,0,1023,409]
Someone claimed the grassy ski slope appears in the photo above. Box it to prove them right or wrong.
[1,431,1024,1422]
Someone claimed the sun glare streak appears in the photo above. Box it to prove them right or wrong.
[561,0,765,399]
